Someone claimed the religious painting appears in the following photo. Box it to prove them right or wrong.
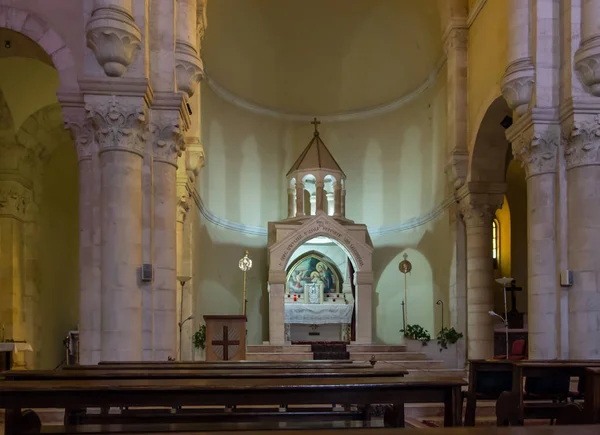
[286,252,341,295]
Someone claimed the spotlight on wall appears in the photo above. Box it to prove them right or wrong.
[4,40,11,49]
[500,115,513,130]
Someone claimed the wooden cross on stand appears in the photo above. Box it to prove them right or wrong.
[211,325,240,361]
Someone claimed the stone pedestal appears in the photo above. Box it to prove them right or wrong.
[204,315,247,361]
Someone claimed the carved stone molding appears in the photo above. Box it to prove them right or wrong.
[0,181,32,221]
[86,5,142,77]
[458,201,498,228]
[513,130,559,178]
[63,109,94,162]
[575,36,600,97]
[458,187,504,228]
[501,58,535,116]
[86,97,147,156]
[149,118,185,167]
[564,114,600,170]
[175,41,204,98]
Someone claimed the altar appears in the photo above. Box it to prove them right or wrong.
[284,303,353,342]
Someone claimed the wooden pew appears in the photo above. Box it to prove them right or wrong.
[463,359,513,426]
[0,376,466,433]
[34,423,600,435]
[496,360,600,425]
[98,360,356,365]
[584,367,600,424]
[67,362,373,371]
[1,367,408,380]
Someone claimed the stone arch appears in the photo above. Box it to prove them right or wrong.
[468,96,512,183]
[0,6,79,93]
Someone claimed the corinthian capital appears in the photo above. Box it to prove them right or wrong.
[575,36,600,97]
[501,58,535,116]
[86,4,142,77]
[63,108,94,162]
[86,97,147,155]
[458,187,504,228]
[149,115,185,166]
[513,128,559,178]
[564,114,600,170]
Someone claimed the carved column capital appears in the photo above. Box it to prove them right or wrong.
[0,180,32,221]
[443,27,467,54]
[85,4,142,77]
[512,128,559,178]
[564,114,600,170]
[501,58,535,116]
[458,189,504,228]
[63,108,94,162]
[575,36,600,97]
[86,97,148,156]
[149,116,185,167]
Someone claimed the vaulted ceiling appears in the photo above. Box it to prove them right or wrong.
[202,0,442,115]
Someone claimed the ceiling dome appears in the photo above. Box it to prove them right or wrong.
[202,0,442,115]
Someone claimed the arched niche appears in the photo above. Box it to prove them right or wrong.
[267,214,373,344]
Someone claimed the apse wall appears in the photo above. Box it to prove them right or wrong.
[194,68,451,345]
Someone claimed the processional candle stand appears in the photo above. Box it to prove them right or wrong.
[177,275,193,361]
[490,277,513,359]
[239,250,253,316]
[399,253,412,331]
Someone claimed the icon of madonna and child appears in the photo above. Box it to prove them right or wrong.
[287,255,338,295]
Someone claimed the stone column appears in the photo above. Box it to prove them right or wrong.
[151,113,185,361]
[287,188,295,218]
[511,128,559,359]
[86,0,142,77]
[341,187,346,217]
[295,181,305,217]
[575,0,600,96]
[87,97,147,361]
[326,192,335,216]
[315,181,324,213]
[65,112,98,364]
[565,115,600,358]
[333,183,342,217]
[501,0,535,115]
[268,271,286,345]
[354,272,373,344]
[459,194,503,360]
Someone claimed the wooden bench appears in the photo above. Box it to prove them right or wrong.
[0,376,466,433]
[97,360,357,365]
[584,367,600,424]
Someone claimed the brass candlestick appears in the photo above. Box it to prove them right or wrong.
[238,250,253,316]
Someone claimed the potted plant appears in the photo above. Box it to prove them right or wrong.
[436,327,463,352]
[400,324,431,352]
[192,324,206,361]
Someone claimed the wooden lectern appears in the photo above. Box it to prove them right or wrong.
[204,315,247,361]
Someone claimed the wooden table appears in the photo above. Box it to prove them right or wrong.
[0,376,466,433]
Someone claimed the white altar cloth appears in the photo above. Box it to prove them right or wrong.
[0,343,33,353]
[285,303,353,325]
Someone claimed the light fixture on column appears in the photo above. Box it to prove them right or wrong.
[177,275,192,361]
[492,276,513,360]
